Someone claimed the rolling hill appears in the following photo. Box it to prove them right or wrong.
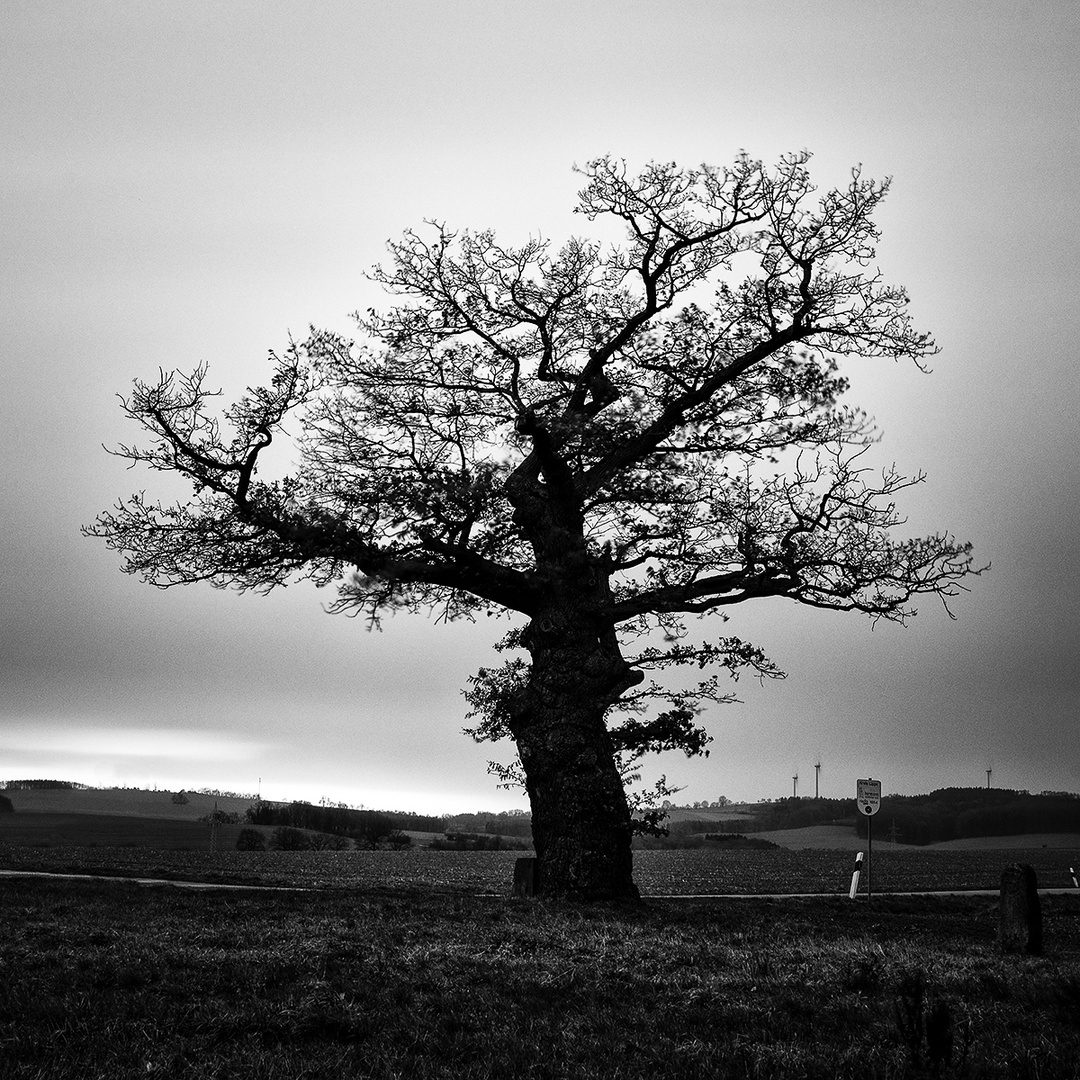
[0,785,254,820]
[2,783,1079,853]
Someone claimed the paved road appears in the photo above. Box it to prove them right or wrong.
[0,868,308,891]
[655,889,1080,898]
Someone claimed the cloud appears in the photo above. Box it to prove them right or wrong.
[0,724,272,763]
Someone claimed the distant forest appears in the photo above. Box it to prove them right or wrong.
[674,788,1080,847]
[243,801,538,843]
[1,779,92,790]
[245,800,447,840]
[5,781,1078,848]
[703,797,854,836]
[854,787,1080,845]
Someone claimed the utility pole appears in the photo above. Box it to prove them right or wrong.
[815,761,821,799]
[986,767,992,789]
[792,773,798,798]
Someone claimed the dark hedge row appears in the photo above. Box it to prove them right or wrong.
[244,800,447,840]
[856,788,1080,845]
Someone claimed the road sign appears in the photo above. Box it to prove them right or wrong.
[857,778,881,816]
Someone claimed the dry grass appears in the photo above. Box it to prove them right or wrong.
[3,876,1080,1079]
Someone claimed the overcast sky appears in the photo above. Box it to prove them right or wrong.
[2,1,1077,814]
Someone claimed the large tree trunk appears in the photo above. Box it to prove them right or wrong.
[503,464,643,899]
[510,610,642,901]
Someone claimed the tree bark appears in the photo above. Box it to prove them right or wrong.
[509,608,642,901]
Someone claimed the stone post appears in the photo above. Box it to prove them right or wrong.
[513,856,540,897]
[998,863,1042,955]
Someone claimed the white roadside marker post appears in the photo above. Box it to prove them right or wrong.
[849,851,864,899]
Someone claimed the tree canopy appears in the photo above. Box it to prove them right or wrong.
[87,151,979,898]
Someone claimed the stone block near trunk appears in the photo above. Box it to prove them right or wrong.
[513,857,540,897]
[998,863,1042,955]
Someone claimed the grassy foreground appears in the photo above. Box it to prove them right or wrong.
[3,877,1080,1079]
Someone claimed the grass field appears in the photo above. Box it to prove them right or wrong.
[3,784,1079,895]
[2,843,1080,898]
[0,813,252,851]
[6,791,1080,1077]
[3,875,1080,1079]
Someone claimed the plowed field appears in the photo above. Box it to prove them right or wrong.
[2,844,1078,895]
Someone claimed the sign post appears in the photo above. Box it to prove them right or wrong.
[856,779,881,899]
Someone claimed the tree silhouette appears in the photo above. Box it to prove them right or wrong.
[86,152,978,898]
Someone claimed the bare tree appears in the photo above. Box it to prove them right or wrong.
[86,152,979,899]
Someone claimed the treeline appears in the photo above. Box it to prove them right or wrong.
[1,779,91,790]
[430,832,533,851]
[856,788,1080,845]
[236,826,405,852]
[635,830,780,851]
[245,800,447,840]
[625,798,855,846]
[706,797,855,835]
[445,811,533,838]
